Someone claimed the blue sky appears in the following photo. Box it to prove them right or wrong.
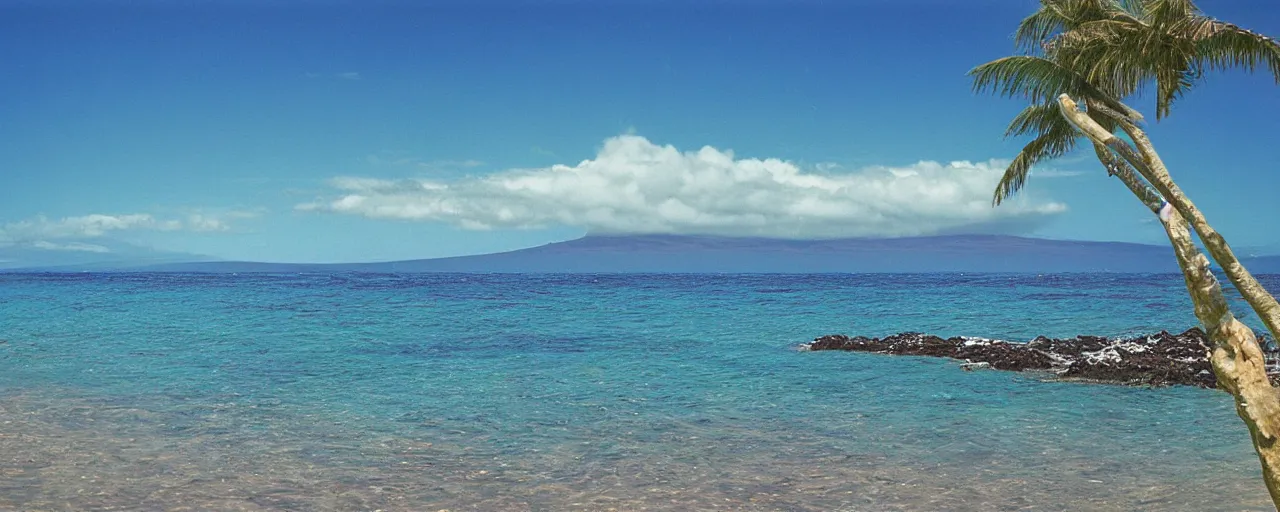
[2,0,1279,263]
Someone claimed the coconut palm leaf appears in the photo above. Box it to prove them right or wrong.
[1014,0,1141,53]
[992,98,1133,205]
[992,102,1080,205]
[1014,1,1077,52]
[1046,1,1280,119]
[981,0,1279,203]
[1004,102,1068,138]
[1191,19,1280,81]
[969,55,1143,122]
[1142,0,1194,26]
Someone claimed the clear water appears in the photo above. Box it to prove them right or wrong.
[0,272,1275,511]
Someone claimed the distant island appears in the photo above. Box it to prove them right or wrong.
[10,233,1279,273]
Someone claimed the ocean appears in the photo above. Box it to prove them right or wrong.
[1,272,1275,511]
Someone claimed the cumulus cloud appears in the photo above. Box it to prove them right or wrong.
[30,241,111,253]
[2,214,174,240]
[0,211,253,247]
[299,135,1068,238]
[184,214,232,232]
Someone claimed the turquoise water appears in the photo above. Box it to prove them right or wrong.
[0,272,1275,510]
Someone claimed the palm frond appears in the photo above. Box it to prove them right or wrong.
[1116,0,1151,21]
[1054,19,1151,88]
[1142,0,1198,27]
[1050,13,1201,118]
[1017,1,1142,53]
[982,0,1280,210]
[1015,3,1073,53]
[1188,17,1280,83]
[969,55,1144,121]
[993,114,1080,205]
[1004,102,1067,138]
[1055,18,1131,45]
[1153,59,1196,119]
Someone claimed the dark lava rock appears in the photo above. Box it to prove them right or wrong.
[811,332,1053,372]
[807,327,1280,388]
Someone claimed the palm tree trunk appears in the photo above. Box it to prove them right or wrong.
[1163,208,1280,508]
[1091,143,1163,212]
[1118,124,1280,342]
[1060,94,1280,345]
[1059,93,1280,507]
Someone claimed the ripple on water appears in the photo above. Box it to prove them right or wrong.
[1,272,1277,510]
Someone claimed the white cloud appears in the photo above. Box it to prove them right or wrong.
[184,214,232,232]
[31,241,111,253]
[0,211,253,244]
[814,162,843,173]
[2,214,168,239]
[338,72,361,80]
[299,135,1068,239]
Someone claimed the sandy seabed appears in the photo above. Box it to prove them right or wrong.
[1,388,1273,512]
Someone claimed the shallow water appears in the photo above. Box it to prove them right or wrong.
[1,272,1275,510]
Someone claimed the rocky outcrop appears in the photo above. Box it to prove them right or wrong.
[806,328,1280,388]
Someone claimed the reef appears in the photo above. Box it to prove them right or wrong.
[806,327,1280,388]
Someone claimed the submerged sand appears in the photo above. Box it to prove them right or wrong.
[1,387,1272,511]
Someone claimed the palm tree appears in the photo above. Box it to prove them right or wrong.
[972,0,1280,349]
[972,0,1280,503]
[1056,92,1280,506]
[1047,0,1280,344]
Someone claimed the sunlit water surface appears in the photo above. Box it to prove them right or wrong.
[1,273,1276,511]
